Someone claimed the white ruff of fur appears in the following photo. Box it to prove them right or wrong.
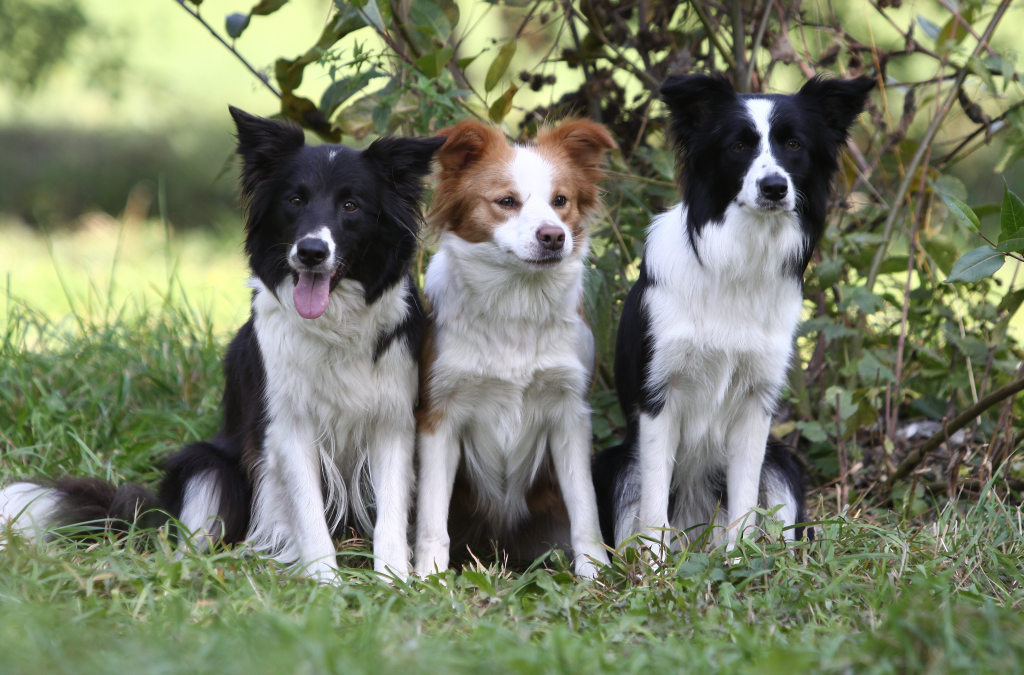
[425,233,593,527]
[247,275,418,577]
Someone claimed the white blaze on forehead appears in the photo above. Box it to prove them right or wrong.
[744,98,775,156]
[510,146,554,205]
[328,149,338,161]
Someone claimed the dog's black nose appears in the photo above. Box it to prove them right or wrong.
[536,225,565,251]
[296,238,329,267]
[759,174,788,202]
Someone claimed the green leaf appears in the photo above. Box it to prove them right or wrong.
[936,188,980,233]
[409,0,456,45]
[997,288,1024,315]
[456,49,486,70]
[358,0,388,33]
[485,40,517,93]
[945,245,1004,283]
[858,352,895,384]
[319,68,382,117]
[795,421,829,443]
[275,58,303,95]
[933,174,967,201]
[371,102,392,133]
[1000,181,1024,242]
[250,0,288,16]
[461,571,496,596]
[488,83,517,122]
[996,237,1024,253]
[968,55,996,93]
[922,235,957,274]
[813,258,844,288]
[225,12,250,38]
[937,8,974,50]
[415,46,454,78]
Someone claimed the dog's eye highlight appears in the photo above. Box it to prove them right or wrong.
[342,201,358,212]
[498,196,517,208]
[787,140,801,150]
[289,196,303,207]
[733,142,747,152]
[552,195,567,207]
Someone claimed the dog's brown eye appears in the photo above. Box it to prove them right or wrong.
[787,140,801,150]
[342,201,358,212]
[733,143,747,152]
[498,196,516,208]
[552,195,567,207]
[289,196,303,207]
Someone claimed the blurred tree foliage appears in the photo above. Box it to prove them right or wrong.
[0,0,123,96]
[180,0,1024,510]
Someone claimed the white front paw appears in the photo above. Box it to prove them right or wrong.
[374,557,410,581]
[302,559,340,585]
[414,545,449,578]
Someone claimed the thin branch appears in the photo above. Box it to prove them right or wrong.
[745,0,774,91]
[864,0,1013,293]
[691,0,738,71]
[730,0,747,92]
[890,375,1024,483]
[174,0,281,98]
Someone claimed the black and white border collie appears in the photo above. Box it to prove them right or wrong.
[414,120,615,578]
[593,75,874,552]
[0,108,444,580]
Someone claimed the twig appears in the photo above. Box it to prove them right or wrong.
[730,0,747,92]
[865,0,1013,293]
[691,0,738,71]
[566,5,660,90]
[889,375,1024,483]
[745,0,775,91]
[173,0,281,99]
[937,99,1024,168]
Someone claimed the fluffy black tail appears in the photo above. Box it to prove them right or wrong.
[762,442,813,541]
[159,438,252,544]
[0,477,163,541]
[1,438,251,546]
[592,442,636,548]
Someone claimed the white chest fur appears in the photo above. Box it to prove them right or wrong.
[424,236,594,527]
[644,203,804,476]
[248,277,418,561]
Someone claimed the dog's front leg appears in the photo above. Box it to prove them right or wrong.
[265,420,338,582]
[414,425,459,577]
[368,425,415,579]
[637,409,680,558]
[550,410,609,578]
[725,396,771,550]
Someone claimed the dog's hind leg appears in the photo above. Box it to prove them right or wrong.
[760,443,809,540]
[161,439,251,553]
[414,426,461,577]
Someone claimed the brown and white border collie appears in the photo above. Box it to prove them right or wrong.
[413,119,615,578]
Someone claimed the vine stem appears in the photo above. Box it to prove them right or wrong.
[864,0,1012,293]
[173,0,281,99]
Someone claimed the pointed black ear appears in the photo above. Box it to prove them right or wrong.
[362,135,446,193]
[796,76,875,142]
[660,74,736,149]
[229,106,305,196]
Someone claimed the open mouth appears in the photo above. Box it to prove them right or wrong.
[291,267,343,320]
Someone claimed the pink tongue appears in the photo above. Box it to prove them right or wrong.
[293,271,331,319]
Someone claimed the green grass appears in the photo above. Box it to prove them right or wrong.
[2,292,1024,674]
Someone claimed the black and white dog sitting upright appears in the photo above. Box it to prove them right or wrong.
[0,108,444,580]
[593,74,874,552]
